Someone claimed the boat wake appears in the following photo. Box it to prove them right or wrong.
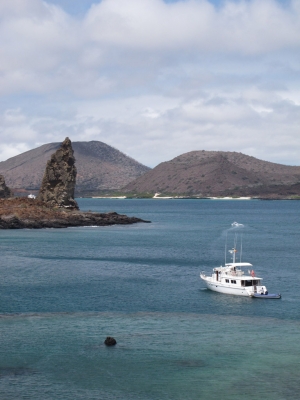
[231,222,244,228]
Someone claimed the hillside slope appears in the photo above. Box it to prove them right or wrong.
[0,141,150,194]
[123,151,300,198]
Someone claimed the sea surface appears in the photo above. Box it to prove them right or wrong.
[0,199,300,399]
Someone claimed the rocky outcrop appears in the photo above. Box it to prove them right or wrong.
[37,137,78,208]
[0,198,150,229]
[0,175,13,198]
[104,337,117,346]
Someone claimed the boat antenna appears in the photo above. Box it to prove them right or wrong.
[233,233,238,263]
[240,234,243,263]
[225,232,227,265]
[234,233,237,250]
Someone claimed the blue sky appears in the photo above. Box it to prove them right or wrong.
[46,0,292,15]
[0,0,299,167]
[47,0,221,15]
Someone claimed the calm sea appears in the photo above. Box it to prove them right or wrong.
[0,199,300,399]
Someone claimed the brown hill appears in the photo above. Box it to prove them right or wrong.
[123,151,300,198]
[0,141,150,195]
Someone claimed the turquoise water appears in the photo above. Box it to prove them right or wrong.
[1,199,300,399]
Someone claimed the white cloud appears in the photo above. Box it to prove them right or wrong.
[0,0,299,167]
[0,143,31,162]
[83,0,300,54]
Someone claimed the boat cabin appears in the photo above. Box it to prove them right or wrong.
[212,262,263,288]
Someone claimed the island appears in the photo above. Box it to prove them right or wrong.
[0,197,148,229]
[0,138,150,229]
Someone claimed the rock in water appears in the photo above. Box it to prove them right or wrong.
[37,137,78,209]
[0,175,13,198]
[104,337,117,346]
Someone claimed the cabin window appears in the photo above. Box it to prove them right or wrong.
[225,279,229,283]
[231,280,236,284]
[245,280,259,286]
[241,280,245,286]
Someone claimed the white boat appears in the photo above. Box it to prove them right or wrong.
[28,194,36,199]
[200,241,281,299]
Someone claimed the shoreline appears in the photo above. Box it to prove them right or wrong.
[0,198,150,229]
[82,196,299,200]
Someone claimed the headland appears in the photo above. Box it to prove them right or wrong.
[0,197,149,229]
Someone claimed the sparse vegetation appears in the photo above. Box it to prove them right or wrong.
[82,150,300,199]
[0,141,151,195]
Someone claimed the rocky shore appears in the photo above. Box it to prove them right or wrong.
[0,138,150,229]
[0,198,150,229]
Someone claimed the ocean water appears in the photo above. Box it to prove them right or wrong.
[0,199,300,399]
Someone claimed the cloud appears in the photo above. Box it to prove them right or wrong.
[0,0,299,167]
[84,0,300,54]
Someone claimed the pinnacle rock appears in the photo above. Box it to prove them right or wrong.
[37,137,78,209]
[0,175,13,198]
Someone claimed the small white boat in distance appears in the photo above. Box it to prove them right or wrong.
[231,222,244,227]
[200,243,281,299]
[28,194,36,199]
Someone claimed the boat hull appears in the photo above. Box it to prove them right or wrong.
[201,276,251,297]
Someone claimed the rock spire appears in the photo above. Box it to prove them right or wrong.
[37,137,78,208]
[0,175,13,198]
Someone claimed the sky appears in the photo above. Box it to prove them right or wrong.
[0,0,299,167]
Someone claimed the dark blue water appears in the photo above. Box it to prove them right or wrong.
[1,199,300,399]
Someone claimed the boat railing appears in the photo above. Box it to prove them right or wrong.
[223,270,244,276]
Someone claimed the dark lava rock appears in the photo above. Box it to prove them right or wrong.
[37,137,78,209]
[0,175,13,198]
[0,197,150,229]
[104,337,117,346]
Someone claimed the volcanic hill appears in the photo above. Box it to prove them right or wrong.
[0,141,150,195]
[123,151,300,199]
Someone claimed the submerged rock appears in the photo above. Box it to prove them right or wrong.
[104,337,117,346]
[0,366,36,377]
[37,137,78,209]
[0,175,13,198]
